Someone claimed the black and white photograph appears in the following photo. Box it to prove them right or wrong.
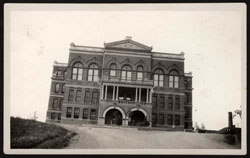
[4,3,246,155]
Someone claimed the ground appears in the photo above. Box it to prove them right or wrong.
[60,124,240,149]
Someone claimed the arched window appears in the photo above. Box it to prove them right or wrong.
[109,64,116,78]
[72,62,83,80]
[169,70,179,88]
[137,66,143,81]
[153,69,164,87]
[55,83,60,93]
[88,64,99,82]
[121,65,132,81]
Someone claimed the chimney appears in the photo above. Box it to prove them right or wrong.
[125,36,132,40]
[228,112,233,128]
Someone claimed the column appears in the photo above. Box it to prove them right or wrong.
[149,88,152,103]
[116,86,119,100]
[112,86,115,100]
[105,85,108,100]
[146,88,149,103]
[101,85,104,99]
[135,88,138,102]
[139,88,141,102]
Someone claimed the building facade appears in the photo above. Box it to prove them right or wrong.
[46,37,193,130]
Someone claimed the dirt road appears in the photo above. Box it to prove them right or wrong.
[61,124,239,149]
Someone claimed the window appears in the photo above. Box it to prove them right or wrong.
[169,70,179,88]
[51,113,57,120]
[66,107,72,118]
[52,98,58,109]
[84,91,90,103]
[83,109,88,119]
[152,96,157,108]
[137,66,143,81]
[64,71,67,78]
[58,113,61,120]
[68,89,74,102]
[152,113,157,124]
[159,114,164,124]
[74,108,80,119]
[184,80,188,88]
[121,65,132,81]
[61,83,65,93]
[168,97,173,109]
[159,96,164,108]
[154,69,164,87]
[175,97,180,109]
[72,62,83,80]
[167,114,173,125]
[88,64,99,82]
[55,83,60,93]
[90,109,96,120]
[75,90,82,103]
[110,64,116,78]
[92,92,98,104]
[54,70,61,77]
[175,115,180,126]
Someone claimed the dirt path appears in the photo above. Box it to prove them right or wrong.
[61,124,239,149]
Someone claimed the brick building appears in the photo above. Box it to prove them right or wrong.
[46,37,193,130]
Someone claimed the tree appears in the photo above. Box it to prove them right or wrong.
[194,122,199,132]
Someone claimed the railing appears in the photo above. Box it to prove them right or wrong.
[101,76,153,85]
[102,99,150,105]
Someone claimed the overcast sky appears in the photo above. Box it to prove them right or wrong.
[7,4,244,130]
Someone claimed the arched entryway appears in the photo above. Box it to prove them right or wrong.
[128,110,149,127]
[104,109,123,126]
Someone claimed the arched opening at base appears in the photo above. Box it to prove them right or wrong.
[104,109,122,126]
[128,110,149,127]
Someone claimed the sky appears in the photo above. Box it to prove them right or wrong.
[8,5,244,130]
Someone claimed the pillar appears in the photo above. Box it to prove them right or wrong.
[139,88,141,102]
[149,88,152,103]
[135,88,138,102]
[105,85,108,100]
[146,88,149,103]
[101,85,104,99]
[112,86,115,100]
[116,86,119,100]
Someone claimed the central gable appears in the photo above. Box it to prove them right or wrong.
[104,37,153,51]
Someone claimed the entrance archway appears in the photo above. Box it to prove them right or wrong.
[105,109,123,126]
[128,110,149,127]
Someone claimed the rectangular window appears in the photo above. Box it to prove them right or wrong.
[51,113,57,120]
[55,83,60,93]
[167,114,173,125]
[175,98,180,109]
[159,75,164,87]
[72,68,77,80]
[169,76,174,88]
[152,96,157,108]
[77,68,83,80]
[127,71,132,81]
[110,70,116,77]
[154,74,158,86]
[52,99,58,109]
[75,90,82,103]
[84,91,90,103]
[58,113,61,120]
[168,97,173,109]
[159,114,164,125]
[159,96,164,108]
[92,92,98,104]
[61,83,65,93]
[174,76,179,88]
[152,113,157,124]
[175,115,180,126]
[82,109,88,119]
[68,90,74,102]
[74,108,80,119]
[90,109,96,120]
[137,72,143,81]
[93,70,99,81]
[121,71,126,80]
[66,107,72,118]
[88,69,93,81]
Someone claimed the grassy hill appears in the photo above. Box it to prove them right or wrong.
[11,117,77,149]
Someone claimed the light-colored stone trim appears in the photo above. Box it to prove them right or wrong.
[65,84,101,89]
[102,106,126,119]
[105,52,151,58]
[70,50,104,56]
[152,91,185,96]
[51,80,66,83]
[50,94,64,97]
[152,57,184,62]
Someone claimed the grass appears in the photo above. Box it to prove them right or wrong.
[11,117,77,149]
